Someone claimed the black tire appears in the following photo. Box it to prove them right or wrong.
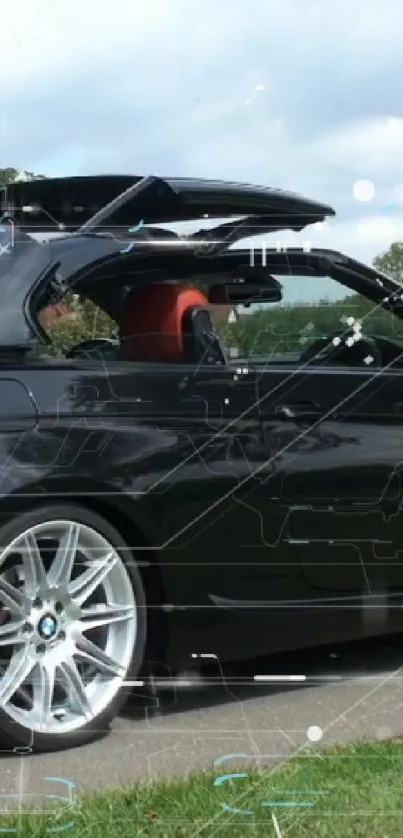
[0,503,147,754]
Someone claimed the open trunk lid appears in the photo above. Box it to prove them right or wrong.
[3,175,336,252]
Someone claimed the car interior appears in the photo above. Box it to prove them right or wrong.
[7,174,403,372]
[33,248,403,371]
[118,283,228,365]
[37,278,230,366]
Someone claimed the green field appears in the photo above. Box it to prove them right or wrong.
[3,740,403,837]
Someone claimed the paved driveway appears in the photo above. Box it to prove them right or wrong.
[1,634,403,811]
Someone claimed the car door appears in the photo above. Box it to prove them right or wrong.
[113,358,304,660]
[257,361,403,637]
[156,358,318,657]
[154,363,268,589]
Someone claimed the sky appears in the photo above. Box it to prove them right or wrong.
[1,0,403,279]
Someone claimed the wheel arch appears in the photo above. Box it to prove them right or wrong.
[0,478,168,665]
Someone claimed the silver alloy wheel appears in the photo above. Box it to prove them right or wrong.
[0,520,137,735]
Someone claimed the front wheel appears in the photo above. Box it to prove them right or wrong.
[0,504,146,753]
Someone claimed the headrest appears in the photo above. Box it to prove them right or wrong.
[120,283,209,361]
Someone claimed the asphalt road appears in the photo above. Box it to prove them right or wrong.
[1,634,403,813]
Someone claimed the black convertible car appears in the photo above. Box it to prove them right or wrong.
[0,173,403,753]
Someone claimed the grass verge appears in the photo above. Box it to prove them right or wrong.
[2,739,403,837]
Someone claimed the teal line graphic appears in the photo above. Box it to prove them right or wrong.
[262,800,316,808]
[120,219,144,253]
[213,754,329,815]
[213,766,253,814]
[0,777,76,832]
[220,803,254,815]
[214,773,249,785]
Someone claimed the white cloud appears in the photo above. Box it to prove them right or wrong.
[1,0,403,268]
[311,117,403,178]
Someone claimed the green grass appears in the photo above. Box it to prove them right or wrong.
[4,740,403,837]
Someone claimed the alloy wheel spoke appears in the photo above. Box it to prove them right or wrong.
[59,656,92,720]
[22,532,48,597]
[0,618,25,646]
[0,519,136,735]
[0,650,35,705]
[68,552,118,606]
[33,661,55,728]
[74,633,125,678]
[0,577,26,616]
[80,602,135,631]
[48,523,80,588]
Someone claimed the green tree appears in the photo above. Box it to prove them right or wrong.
[0,166,46,186]
[0,167,19,185]
[0,167,46,186]
[373,242,403,284]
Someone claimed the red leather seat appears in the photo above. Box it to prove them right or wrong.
[119,283,210,362]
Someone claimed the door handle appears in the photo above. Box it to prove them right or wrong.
[274,401,321,420]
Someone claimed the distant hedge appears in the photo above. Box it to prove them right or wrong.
[215,293,403,357]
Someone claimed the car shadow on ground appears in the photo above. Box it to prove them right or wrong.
[120,632,403,721]
[0,633,401,760]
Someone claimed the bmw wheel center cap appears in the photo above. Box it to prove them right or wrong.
[38,613,58,640]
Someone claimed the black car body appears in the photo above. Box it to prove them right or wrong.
[0,173,402,752]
